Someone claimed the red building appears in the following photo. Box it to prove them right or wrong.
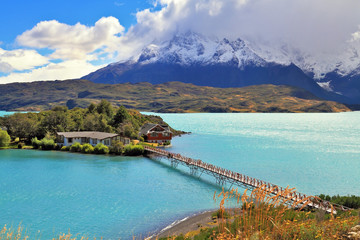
[139,123,172,143]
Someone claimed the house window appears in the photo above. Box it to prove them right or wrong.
[93,139,98,144]
[104,139,110,145]
[151,132,158,137]
[163,132,169,137]
[68,138,73,143]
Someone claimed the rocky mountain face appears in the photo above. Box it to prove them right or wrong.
[82,32,359,104]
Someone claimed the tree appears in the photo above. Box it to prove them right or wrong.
[112,106,131,128]
[0,129,11,147]
[88,103,96,113]
[96,99,114,119]
[4,113,39,141]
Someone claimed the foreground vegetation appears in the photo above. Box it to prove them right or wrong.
[319,194,360,209]
[0,80,350,113]
[0,100,180,145]
[160,188,360,240]
[1,188,359,240]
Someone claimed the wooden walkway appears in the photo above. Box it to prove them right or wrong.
[144,145,351,213]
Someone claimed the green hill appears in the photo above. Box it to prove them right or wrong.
[0,79,350,113]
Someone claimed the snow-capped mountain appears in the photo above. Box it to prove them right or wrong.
[135,32,267,68]
[83,32,358,103]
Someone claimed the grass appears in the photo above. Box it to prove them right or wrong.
[162,187,359,240]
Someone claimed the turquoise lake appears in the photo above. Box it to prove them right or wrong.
[1,112,360,239]
[0,111,21,116]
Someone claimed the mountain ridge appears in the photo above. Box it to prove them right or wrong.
[82,32,359,104]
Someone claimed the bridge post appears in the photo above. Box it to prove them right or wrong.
[189,165,198,175]
[171,159,179,168]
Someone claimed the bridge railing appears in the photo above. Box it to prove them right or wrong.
[144,145,352,212]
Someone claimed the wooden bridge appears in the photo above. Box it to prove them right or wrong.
[144,145,351,214]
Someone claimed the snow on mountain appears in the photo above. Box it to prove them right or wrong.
[248,39,360,80]
[131,32,267,68]
[119,31,360,82]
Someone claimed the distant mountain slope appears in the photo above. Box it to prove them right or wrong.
[0,79,350,113]
[82,32,352,103]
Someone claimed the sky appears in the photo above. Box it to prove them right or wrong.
[1,0,360,84]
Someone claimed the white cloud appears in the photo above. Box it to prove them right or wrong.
[0,60,104,84]
[17,17,124,60]
[351,26,360,42]
[0,61,13,73]
[118,0,360,59]
[3,0,360,83]
[0,48,49,71]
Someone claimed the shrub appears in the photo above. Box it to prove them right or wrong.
[81,143,94,154]
[123,145,144,156]
[163,140,171,146]
[110,141,124,155]
[31,137,41,149]
[0,129,11,147]
[40,138,55,150]
[17,142,25,149]
[94,143,109,154]
[61,146,69,151]
[70,142,82,152]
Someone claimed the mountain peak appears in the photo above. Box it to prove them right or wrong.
[133,31,266,67]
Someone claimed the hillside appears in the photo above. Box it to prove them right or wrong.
[0,79,350,113]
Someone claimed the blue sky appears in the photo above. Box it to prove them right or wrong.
[0,0,152,48]
[1,0,360,84]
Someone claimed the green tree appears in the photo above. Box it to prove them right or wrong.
[41,110,73,134]
[4,113,39,141]
[96,100,114,118]
[112,105,131,128]
[88,103,96,113]
[0,129,11,147]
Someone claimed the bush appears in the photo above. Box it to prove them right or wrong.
[94,143,109,154]
[17,142,25,149]
[123,145,144,156]
[163,140,171,146]
[70,142,82,152]
[0,129,11,147]
[61,146,69,151]
[31,137,41,149]
[81,143,94,154]
[110,141,124,155]
[319,194,360,209]
[40,138,55,150]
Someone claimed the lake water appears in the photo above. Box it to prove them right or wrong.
[1,112,360,239]
[0,111,20,117]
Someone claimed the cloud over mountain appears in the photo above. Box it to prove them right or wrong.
[1,0,360,84]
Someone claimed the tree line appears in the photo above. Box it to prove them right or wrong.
[0,100,169,144]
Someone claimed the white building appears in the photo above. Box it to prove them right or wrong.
[56,132,130,147]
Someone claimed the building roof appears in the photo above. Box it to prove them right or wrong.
[57,131,119,140]
[139,123,171,136]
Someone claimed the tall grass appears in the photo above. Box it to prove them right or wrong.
[203,186,359,240]
[2,186,359,240]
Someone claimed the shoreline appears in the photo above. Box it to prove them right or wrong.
[147,209,218,239]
